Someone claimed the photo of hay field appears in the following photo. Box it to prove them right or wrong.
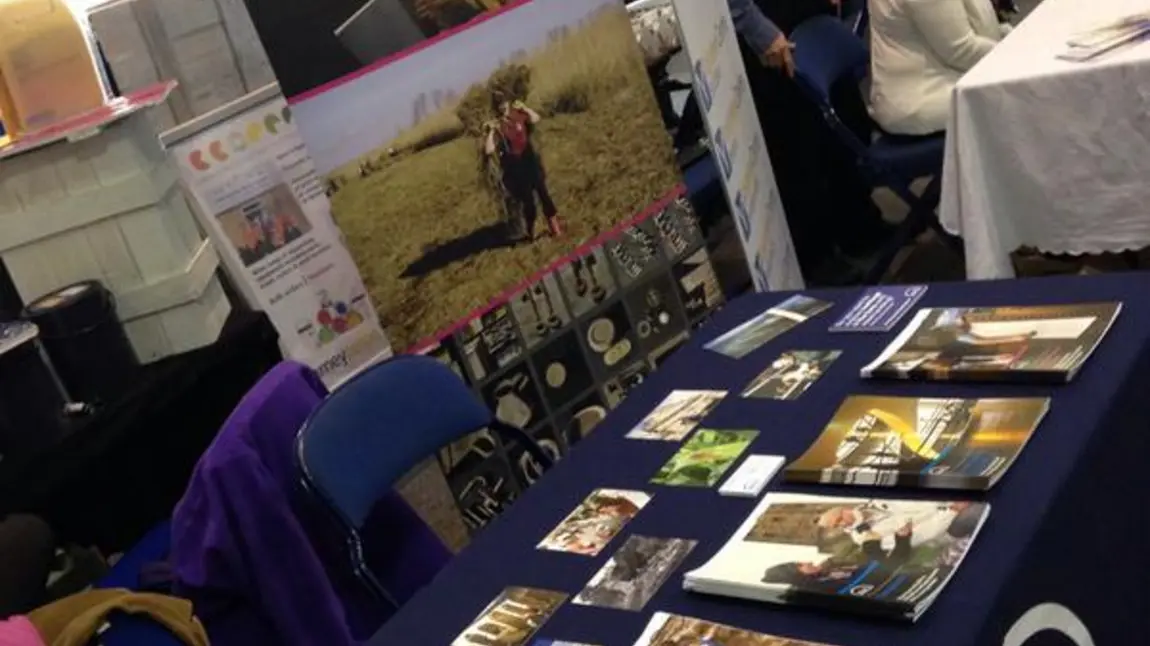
[320,0,681,350]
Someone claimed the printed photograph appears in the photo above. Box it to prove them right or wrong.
[573,535,697,611]
[784,396,1049,489]
[635,612,835,646]
[741,350,842,401]
[653,197,704,261]
[452,586,568,646]
[626,274,687,355]
[580,301,638,376]
[294,0,683,351]
[673,248,724,322]
[537,488,651,556]
[625,390,726,441]
[510,273,572,348]
[556,246,617,318]
[217,183,312,266]
[704,297,832,360]
[651,429,758,488]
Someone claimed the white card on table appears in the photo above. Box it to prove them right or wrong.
[718,454,785,498]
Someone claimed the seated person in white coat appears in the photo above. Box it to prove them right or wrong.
[869,0,1012,135]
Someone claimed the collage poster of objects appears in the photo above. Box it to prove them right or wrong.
[251,0,749,532]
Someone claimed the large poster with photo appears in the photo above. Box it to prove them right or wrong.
[251,0,734,534]
[293,0,683,352]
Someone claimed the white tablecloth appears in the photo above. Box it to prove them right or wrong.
[940,0,1150,279]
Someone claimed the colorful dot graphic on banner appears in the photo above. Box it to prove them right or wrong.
[187,106,294,172]
[315,296,366,346]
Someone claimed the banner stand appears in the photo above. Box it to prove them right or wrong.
[162,84,392,388]
[671,0,805,291]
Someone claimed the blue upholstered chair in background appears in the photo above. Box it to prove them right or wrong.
[296,354,554,608]
[790,15,958,283]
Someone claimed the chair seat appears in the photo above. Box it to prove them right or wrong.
[867,131,945,180]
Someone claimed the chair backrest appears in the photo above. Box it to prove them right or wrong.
[790,15,872,159]
[842,0,868,37]
[297,354,550,530]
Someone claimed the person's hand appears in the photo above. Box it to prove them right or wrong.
[762,34,796,78]
[896,522,913,537]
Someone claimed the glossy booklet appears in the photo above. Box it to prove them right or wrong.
[861,303,1121,383]
[683,493,990,622]
[633,612,838,645]
[785,396,1050,490]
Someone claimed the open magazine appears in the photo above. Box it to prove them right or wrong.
[860,303,1121,383]
[785,396,1050,490]
[683,493,990,622]
[632,612,838,645]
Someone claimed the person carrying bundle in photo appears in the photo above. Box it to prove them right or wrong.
[484,91,562,242]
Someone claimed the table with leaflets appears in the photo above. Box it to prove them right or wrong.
[371,272,1150,646]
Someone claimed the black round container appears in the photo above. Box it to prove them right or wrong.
[0,321,69,457]
[22,281,138,406]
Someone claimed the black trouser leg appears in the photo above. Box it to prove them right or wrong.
[505,159,539,238]
[527,152,558,219]
[673,90,704,151]
[0,515,54,618]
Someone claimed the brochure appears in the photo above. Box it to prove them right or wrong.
[651,429,759,487]
[633,612,839,645]
[829,285,927,333]
[861,303,1121,383]
[537,489,651,556]
[786,396,1050,490]
[573,535,697,611]
[626,390,727,441]
[452,587,568,646]
[741,350,841,400]
[705,295,833,359]
[683,492,990,622]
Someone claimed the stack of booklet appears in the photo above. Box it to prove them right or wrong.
[785,395,1050,490]
[684,492,990,622]
[861,303,1120,383]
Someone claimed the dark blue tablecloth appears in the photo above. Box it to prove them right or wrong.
[371,273,1150,646]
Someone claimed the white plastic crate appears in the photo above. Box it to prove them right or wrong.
[0,107,231,363]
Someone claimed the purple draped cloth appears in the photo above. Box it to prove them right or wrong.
[170,361,451,646]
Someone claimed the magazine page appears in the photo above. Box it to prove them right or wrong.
[705,295,832,359]
[633,611,838,645]
[786,396,1050,490]
[860,303,1121,382]
[684,493,990,621]
[452,587,568,646]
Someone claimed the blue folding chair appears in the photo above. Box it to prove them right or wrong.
[296,354,553,607]
[790,15,960,283]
